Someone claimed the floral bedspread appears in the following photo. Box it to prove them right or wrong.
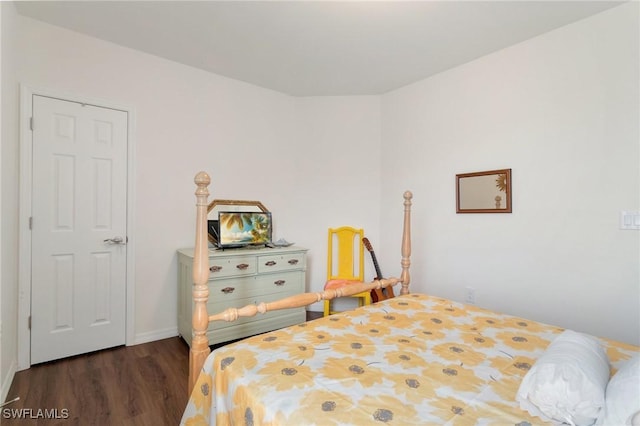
[181,294,637,425]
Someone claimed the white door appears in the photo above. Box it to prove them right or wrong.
[30,95,128,364]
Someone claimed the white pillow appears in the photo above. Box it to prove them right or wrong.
[516,329,610,426]
[596,353,640,426]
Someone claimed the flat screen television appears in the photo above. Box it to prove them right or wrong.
[217,211,272,248]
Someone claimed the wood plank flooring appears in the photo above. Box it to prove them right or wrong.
[4,312,323,425]
[4,337,188,426]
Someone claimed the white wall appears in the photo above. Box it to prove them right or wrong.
[289,96,382,310]
[1,1,5,403]
[380,2,639,345]
[1,1,19,403]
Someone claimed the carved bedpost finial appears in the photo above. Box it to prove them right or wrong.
[401,191,412,295]
[194,172,211,197]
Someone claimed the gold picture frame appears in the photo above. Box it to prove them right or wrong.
[456,169,512,213]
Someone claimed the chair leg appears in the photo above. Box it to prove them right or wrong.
[323,300,331,317]
[364,292,372,305]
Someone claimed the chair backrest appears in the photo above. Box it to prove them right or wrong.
[327,226,364,281]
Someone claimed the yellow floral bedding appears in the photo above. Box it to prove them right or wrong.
[181,294,638,425]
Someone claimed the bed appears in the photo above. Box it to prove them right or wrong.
[182,172,639,426]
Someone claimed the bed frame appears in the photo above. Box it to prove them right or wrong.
[188,171,413,391]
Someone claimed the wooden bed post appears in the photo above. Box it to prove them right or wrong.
[189,171,211,393]
[400,191,412,295]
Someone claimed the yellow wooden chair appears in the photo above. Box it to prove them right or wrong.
[323,226,372,316]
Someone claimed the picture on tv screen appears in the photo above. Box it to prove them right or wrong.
[217,211,272,247]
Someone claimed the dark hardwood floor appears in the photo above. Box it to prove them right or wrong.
[4,312,323,425]
[4,337,189,426]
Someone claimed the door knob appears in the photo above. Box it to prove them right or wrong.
[103,236,126,245]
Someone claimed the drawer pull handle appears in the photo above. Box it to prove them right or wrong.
[221,287,235,294]
[210,265,222,272]
[265,261,277,266]
[288,259,299,265]
[236,263,249,270]
[274,280,286,286]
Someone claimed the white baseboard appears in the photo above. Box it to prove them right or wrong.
[1,359,17,404]
[133,327,178,346]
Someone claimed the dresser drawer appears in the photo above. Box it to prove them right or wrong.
[258,252,305,273]
[254,270,304,295]
[209,255,256,279]
[208,271,303,301]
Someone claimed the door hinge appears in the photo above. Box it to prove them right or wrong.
[30,117,34,131]
[29,217,33,230]
[28,316,31,330]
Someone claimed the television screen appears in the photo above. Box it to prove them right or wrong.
[217,211,272,248]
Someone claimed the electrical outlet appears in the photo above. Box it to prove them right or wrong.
[620,211,640,230]
[465,287,476,305]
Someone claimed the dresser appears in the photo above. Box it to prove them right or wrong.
[177,245,308,346]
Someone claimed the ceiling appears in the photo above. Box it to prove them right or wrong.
[14,1,625,96]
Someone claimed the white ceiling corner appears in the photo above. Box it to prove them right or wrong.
[13,0,627,96]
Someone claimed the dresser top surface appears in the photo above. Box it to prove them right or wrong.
[178,245,308,258]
